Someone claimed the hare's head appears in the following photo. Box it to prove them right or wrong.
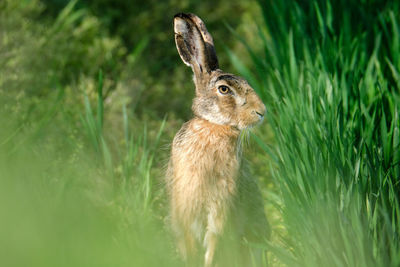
[174,13,266,130]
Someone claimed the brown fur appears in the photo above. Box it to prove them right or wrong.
[167,13,269,266]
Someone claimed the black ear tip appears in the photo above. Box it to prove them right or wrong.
[174,13,190,19]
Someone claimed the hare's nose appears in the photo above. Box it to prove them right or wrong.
[255,111,264,118]
[255,104,266,117]
[256,100,267,116]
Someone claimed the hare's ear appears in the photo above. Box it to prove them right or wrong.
[174,13,219,76]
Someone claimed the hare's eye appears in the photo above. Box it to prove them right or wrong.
[218,85,231,95]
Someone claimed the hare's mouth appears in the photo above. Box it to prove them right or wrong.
[241,115,265,130]
[257,115,265,125]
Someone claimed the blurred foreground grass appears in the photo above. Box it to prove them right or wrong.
[0,81,180,267]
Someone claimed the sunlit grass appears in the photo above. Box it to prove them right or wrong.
[2,0,400,266]
[230,0,400,266]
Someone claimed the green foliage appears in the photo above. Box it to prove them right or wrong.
[231,0,400,266]
[39,0,262,118]
[0,2,176,264]
[0,0,127,100]
[0,73,178,267]
[2,0,400,266]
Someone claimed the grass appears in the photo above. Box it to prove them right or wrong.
[229,0,400,266]
[1,0,400,266]
[0,71,179,267]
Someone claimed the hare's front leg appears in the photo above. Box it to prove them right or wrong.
[170,202,197,261]
[203,202,228,267]
[173,226,196,261]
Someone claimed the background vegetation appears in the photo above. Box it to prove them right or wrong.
[1,0,399,266]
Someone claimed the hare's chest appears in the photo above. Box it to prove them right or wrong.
[179,127,238,174]
[175,131,239,197]
[170,119,240,214]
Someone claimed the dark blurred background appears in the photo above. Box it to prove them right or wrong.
[1,0,262,121]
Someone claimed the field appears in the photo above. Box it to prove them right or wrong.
[1,0,399,266]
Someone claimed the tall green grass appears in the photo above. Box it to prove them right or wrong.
[0,72,179,267]
[3,0,400,266]
[231,0,400,266]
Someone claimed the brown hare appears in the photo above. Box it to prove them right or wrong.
[167,13,270,267]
